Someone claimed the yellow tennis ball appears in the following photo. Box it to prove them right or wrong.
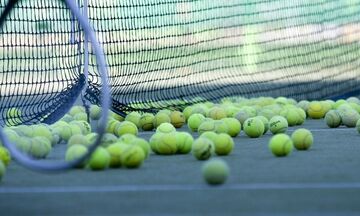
[31,124,53,143]
[183,106,194,120]
[307,101,326,119]
[29,137,52,159]
[149,133,162,154]
[207,107,227,120]
[155,132,177,155]
[255,116,269,134]
[187,113,206,132]
[339,109,360,128]
[291,128,313,150]
[88,147,110,171]
[156,123,176,134]
[69,106,85,116]
[213,133,234,156]
[222,118,241,137]
[200,131,218,142]
[269,134,293,157]
[324,110,342,128]
[14,137,32,153]
[153,112,171,128]
[125,112,141,128]
[121,145,145,168]
[89,105,101,120]
[170,111,186,128]
[106,143,128,168]
[65,144,88,168]
[110,111,125,122]
[214,120,229,134]
[73,112,88,121]
[175,132,194,154]
[234,110,252,126]
[70,121,91,135]
[202,158,229,185]
[114,121,138,136]
[280,108,300,127]
[139,113,155,131]
[192,137,214,160]
[269,116,288,134]
[0,146,11,166]
[118,134,137,144]
[243,117,264,138]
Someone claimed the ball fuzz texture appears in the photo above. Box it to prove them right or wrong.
[243,117,264,138]
[324,110,342,128]
[268,134,293,157]
[88,147,110,171]
[121,145,145,168]
[192,138,214,160]
[202,159,229,185]
[291,128,313,150]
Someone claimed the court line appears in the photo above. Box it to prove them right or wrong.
[1,182,360,194]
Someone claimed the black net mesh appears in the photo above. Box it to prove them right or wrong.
[85,0,360,113]
[0,0,84,126]
[2,0,360,120]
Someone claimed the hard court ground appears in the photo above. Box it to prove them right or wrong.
[1,119,360,215]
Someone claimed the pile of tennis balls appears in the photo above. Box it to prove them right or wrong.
[3,96,360,185]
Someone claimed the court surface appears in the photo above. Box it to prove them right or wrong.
[1,119,360,215]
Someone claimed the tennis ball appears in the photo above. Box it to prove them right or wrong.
[202,158,229,185]
[256,116,269,134]
[65,144,88,168]
[291,128,313,150]
[269,116,288,134]
[192,137,214,160]
[208,107,227,120]
[222,118,241,137]
[295,108,306,125]
[5,107,22,126]
[106,119,119,134]
[198,120,216,134]
[100,133,118,148]
[320,101,333,114]
[114,121,138,136]
[89,105,101,120]
[118,134,137,144]
[87,147,110,170]
[31,125,53,143]
[0,147,11,166]
[187,113,206,132]
[212,120,228,134]
[170,111,186,128]
[339,109,360,128]
[67,134,89,148]
[213,133,234,156]
[324,110,342,128]
[243,117,264,138]
[139,113,155,131]
[125,112,141,128]
[153,112,171,128]
[307,101,326,119]
[268,134,293,157]
[175,132,193,154]
[334,99,347,109]
[73,112,88,121]
[69,106,85,116]
[280,108,300,127]
[106,143,128,168]
[3,128,20,143]
[70,121,91,135]
[191,106,207,116]
[156,122,176,134]
[121,145,145,168]
[29,137,52,159]
[155,132,177,155]
[130,138,151,158]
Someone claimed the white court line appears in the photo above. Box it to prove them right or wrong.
[1,182,360,194]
